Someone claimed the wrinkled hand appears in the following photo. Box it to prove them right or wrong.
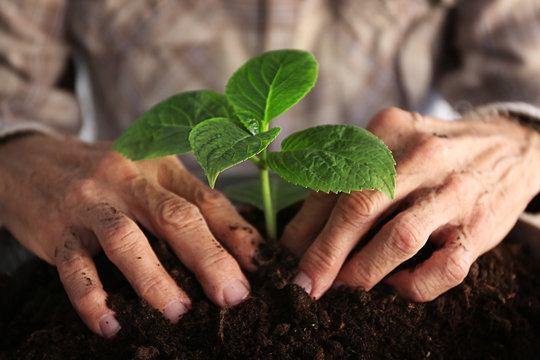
[282,108,540,301]
[0,134,262,337]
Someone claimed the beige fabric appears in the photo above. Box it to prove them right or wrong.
[2,0,540,143]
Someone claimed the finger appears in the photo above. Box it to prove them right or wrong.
[289,146,430,297]
[384,230,476,301]
[80,203,191,323]
[139,185,251,307]
[156,157,264,271]
[336,174,478,294]
[280,191,337,257]
[192,186,263,271]
[55,227,120,338]
[292,189,392,298]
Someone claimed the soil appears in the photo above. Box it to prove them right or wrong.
[0,205,539,360]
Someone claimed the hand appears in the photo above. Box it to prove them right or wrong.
[0,134,262,337]
[281,107,540,301]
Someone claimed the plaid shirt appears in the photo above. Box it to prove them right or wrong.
[1,0,540,144]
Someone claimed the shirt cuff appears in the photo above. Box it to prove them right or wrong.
[469,102,540,132]
[0,121,60,140]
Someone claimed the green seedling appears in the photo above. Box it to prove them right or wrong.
[113,49,396,240]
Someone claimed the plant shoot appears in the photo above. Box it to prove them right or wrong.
[114,49,396,239]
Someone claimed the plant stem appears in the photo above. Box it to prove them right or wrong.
[259,150,277,240]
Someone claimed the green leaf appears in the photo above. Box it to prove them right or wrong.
[113,90,235,160]
[190,118,281,188]
[225,49,318,134]
[266,125,396,199]
[223,177,310,214]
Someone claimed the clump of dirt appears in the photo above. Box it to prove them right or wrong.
[1,207,539,360]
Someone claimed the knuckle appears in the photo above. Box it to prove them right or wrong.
[346,258,378,290]
[196,248,234,273]
[369,107,410,133]
[137,274,172,301]
[90,202,124,223]
[408,280,434,302]
[372,107,409,125]
[66,178,98,204]
[337,191,380,229]
[126,175,152,197]
[349,191,379,215]
[305,243,342,275]
[99,219,141,258]
[444,253,470,285]
[196,187,229,207]
[57,255,85,282]
[157,197,203,230]
[387,215,425,257]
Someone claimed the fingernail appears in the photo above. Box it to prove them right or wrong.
[163,300,189,324]
[223,279,250,306]
[332,280,345,289]
[99,313,121,338]
[292,271,312,295]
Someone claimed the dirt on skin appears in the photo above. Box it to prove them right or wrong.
[0,206,539,360]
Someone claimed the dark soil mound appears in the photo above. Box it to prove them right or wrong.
[1,207,539,360]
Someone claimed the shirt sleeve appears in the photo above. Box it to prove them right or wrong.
[0,0,81,139]
[438,0,540,111]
